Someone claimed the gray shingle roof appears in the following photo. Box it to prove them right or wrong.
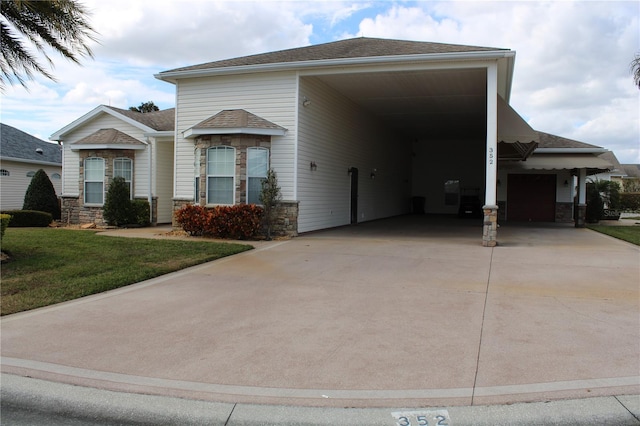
[193,110,286,131]
[621,164,640,178]
[160,37,507,74]
[72,128,145,146]
[104,106,175,131]
[536,131,603,149]
[1,123,62,164]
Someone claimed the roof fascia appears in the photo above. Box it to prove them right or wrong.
[535,148,607,154]
[143,131,174,138]
[155,50,515,82]
[184,127,287,138]
[50,105,155,140]
[0,156,61,167]
[69,144,147,151]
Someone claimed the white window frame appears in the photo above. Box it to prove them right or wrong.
[113,157,133,198]
[84,157,105,205]
[206,146,235,205]
[247,147,269,205]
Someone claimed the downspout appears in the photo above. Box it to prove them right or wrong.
[145,137,153,224]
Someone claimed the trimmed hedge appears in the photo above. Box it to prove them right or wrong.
[1,214,10,241]
[132,199,151,226]
[1,210,52,227]
[22,169,61,220]
[620,192,640,212]
[175,204,264,239]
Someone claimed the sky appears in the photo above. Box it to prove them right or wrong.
[1,0,639,163]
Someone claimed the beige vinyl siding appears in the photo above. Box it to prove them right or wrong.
[153,138,174,223]
[174,71,298,200]
[60,113,150,198]
[0,160,62,210]
[297,76,412,233]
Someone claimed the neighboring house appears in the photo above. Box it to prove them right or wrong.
[0,123,62,210]
[50,106,175,224]
[590,151,626,187]
[54,37,613,245]
[620,164,640,191]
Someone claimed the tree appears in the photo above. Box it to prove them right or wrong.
[129,101,159,113]
[259,169,281,240]
[103,176,133,226]
[632,53,640,89]
[23,169,60,219]
[0,0,97,90]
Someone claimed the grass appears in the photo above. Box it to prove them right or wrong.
[1,228,252,316]
[587,225,640,246]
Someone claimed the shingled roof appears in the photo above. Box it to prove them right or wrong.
[621,164,640,178]
[104,106,175,131]
[1,123,61,164]
[536,131,603,149]
[71,128,146,146]
[160,37,507,75]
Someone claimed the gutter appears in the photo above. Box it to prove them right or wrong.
[0,156,62,167]
[155,50,516,82]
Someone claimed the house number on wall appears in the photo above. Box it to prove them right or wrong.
[488,147,495,166]
[391,409,451,426]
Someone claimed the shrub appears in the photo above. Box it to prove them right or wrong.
[1,214,10,241]
[103,177,134,226]
[174,204,264,239]
[260,169,282,240]
[209,205,263,240]
[586,183,604,223]
[22,169,60,220]
[1,210,52,227]
[132,199,151,226]
[174,204,211,236]
[620,192,640,212]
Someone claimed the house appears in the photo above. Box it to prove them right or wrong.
[54,37,613,245]
[0,123,62,210]
[50,106,175,224]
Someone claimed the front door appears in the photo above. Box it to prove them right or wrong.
[349,167,358,224]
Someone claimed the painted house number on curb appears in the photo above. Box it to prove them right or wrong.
[391,409,451,426]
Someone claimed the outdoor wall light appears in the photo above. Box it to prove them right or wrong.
[302,96,311,107]
[564,180,569,187]
[370,168,377,179]
[497,179,501,186]
[310,161,317,171]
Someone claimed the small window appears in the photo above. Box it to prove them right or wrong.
[113,158,133,197]
[247,147,269,204]
[1,169,10,176]
[207,146,235,205]
[51,173,61,179]
[26,171,36,177]
[84,157,105,204]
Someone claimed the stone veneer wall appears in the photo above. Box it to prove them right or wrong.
[555,202,574,223]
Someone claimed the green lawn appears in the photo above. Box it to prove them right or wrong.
[587,225,640,246]
[1,228,252,316]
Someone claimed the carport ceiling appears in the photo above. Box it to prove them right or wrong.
[315,68,487,140]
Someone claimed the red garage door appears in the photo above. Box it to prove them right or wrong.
[507,174,556,222]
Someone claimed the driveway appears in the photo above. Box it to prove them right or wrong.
[1,216,638,408]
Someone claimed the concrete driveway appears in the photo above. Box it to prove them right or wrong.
[1,216,639,408]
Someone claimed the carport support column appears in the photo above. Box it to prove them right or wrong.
[576,168,587,227]
[483,62,499,247]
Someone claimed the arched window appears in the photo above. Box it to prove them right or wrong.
[84,157,105,204]
[0,169,10,176]
[207,146,235,204]
[26,171,36,177]
[113,158,133,197]
[247,147,269,204]
[51,173,61,179]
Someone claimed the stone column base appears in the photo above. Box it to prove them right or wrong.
[575,203,587,228]
[483,205,498,247]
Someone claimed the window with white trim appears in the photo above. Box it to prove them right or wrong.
[51,173,61,179]
[113,158,133,197]
[0,169,9,176]
[207,146,235,204]
[84,158,105,204]
[26,171,35,177]
[247,147,269,204]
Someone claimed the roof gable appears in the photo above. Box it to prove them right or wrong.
[69,128,147,151]
[1,123,61,164]
[51,105,175,140]
[158,37,509,77]
[184,109,287,138]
